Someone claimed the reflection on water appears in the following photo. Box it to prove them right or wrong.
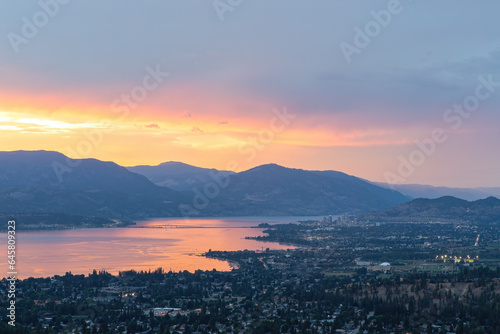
[136,216,324,227]
[1,217,321,279]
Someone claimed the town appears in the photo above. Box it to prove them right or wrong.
[2,217,500,333]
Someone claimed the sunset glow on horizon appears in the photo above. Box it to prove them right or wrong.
[1,1,499,187]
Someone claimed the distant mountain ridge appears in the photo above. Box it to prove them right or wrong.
[0,150,185,219]
[0,151,413,222]
[178,163,411,216]
[128,161,235,191]
[357,196,500,224]
[374,182,500,201]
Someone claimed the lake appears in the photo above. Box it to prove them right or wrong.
[1,216,323,279]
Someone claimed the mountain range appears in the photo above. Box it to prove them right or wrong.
[374,182,500,202]
[357,196,500,224]
[2,150,498,225]
[0,150,410,220]
[193,164,410,216]
[0,151,184,219]
[133,161,500,203]
[128,162,235,192]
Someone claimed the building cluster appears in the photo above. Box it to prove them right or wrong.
[2,219,500,333]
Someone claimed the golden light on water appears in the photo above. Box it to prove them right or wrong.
[1,218,295,279]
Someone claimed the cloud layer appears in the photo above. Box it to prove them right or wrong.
[0,1,499,187]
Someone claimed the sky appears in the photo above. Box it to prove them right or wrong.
[0,0,499,187]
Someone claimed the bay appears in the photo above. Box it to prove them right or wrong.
[1,216,323,279]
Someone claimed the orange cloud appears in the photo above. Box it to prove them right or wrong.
[0,83,426,175]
